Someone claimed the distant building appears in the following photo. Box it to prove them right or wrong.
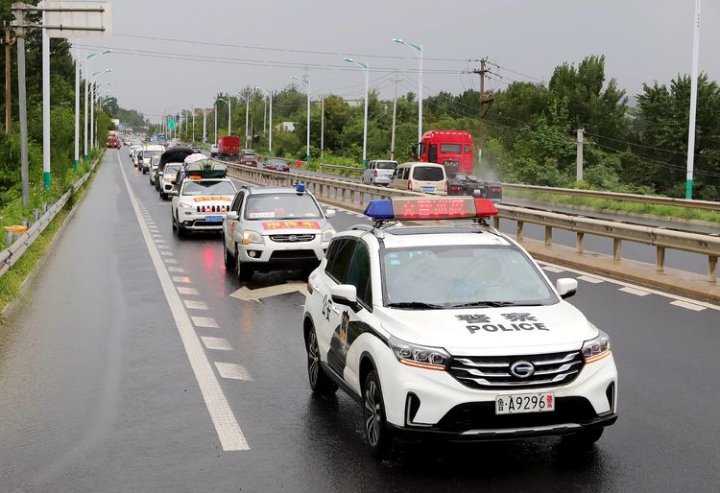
[281,121,296,132]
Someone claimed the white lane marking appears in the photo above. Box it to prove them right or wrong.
[116,153,249,451]
[577,275,604,284]
[184,300,209,310]
[156,239,167,244]
[215,362,253,381]
[536,260,720,312]
[164,258,178,264]
[192,316,219,328]
[152,234,163,238]
[619,286,650,297]
[542,266,565,273]
[168,267,185,273]
[670,300,706,312]
[160,251,174,256]
[201,336,234,351]
[177,287,199,295]
[230,282,308,303]
[172,276,192,283]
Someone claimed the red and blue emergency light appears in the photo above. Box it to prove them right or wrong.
[364,197,498,221]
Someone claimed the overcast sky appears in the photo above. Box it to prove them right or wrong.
[74,0,720,122]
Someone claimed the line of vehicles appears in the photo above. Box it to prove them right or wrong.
[118,131,616,458]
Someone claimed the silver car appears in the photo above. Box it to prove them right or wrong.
[362,160,397,186]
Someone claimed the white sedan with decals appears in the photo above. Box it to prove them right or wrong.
[302,196,617,455]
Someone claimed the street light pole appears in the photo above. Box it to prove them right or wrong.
[393,38,423,143]
[686,0,701,200]
[73,48,80,171]
[344,57,370,167]
[42,4,50,189]
[79,49,110,166]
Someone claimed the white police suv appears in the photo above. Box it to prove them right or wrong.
[302,196,617,455]
[222,184,336,283]
[171,159,236,237]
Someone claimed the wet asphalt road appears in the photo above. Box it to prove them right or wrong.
[1,150,719,492]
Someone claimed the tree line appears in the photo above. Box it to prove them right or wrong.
[177,55,718,200]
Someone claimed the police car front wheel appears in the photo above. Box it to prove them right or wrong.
[235,245,253,283]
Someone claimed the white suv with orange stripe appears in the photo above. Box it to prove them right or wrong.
[222,184,336,283]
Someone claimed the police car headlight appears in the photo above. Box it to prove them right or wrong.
[179,202,193,209]
[581,329,611,363]
[321,228,335,242]
[388,336,451,371]
[242,230,262,245]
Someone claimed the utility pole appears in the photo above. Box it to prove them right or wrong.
[390,73,401,161]
[320,95,324,157]
[202,108,207,143]
[11,3,30,207]
[576,128,584,181]
[472,58,494,162]
[3,22,15,133]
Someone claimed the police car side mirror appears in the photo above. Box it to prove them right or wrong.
[225,211,239,221]
[556,278,578,299]
[331,284,359,311]
[325,209,336,218]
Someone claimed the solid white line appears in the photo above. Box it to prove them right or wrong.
[201,336,234,351]
[619,286,650,297]
[215,362,253,381]
[536,260,720,312]
[192,316,220,328]
[116,153,249,451]
[670,300,706,312]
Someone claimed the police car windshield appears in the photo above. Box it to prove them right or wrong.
[244,194,322,220]
[182,180,235,196]
[383,245,557,308]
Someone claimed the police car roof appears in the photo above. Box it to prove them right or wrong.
[247,186,309,195]
[351,223,511,248]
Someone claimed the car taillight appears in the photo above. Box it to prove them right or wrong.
[445,180,449,190]
[407,180,412,190]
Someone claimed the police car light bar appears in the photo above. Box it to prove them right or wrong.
[296,183,306,193]
[364,197,498,221]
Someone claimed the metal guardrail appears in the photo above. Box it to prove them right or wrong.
[0,156,102,279]
[225,161,720,283]
[307,162,720,212]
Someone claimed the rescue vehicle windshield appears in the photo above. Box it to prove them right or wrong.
[244,194,323,220]
[383,245,557,309]
[181,180,236,196]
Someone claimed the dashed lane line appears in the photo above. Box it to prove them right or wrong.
[670,300,706,312]
[537,260,720,312]
[172,276,192,283]
[618,286,651,297]
[117,152,249,451]
[163,258,178,264]
[191,316,220,328]
[215,362,253,381]
[201,337,234,351]
[542,266,565,273]
[183,300,209,310]
[177,286,198,295]
[577,275,604,284]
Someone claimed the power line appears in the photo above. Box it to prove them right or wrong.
[113,33,471,63]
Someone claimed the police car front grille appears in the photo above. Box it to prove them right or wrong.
[448,351,584,390]
[195,204,228,213]
[270,234,315,243]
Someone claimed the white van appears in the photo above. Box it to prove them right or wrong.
[362,160,397,186]
[389,162,447,195]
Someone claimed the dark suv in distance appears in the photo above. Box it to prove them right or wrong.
[239,150,259,167]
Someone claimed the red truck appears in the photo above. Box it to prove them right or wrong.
[217,135,241,161]
[414,129,502,202]
[414,130,474,174]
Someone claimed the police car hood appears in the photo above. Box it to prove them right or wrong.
[378,302,596,356]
